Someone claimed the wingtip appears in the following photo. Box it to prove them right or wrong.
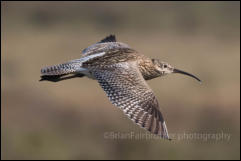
[161,121,171,140]
[99,34,117,43]
[168,138,172,141]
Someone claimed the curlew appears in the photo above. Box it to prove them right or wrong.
[40,35,201,140]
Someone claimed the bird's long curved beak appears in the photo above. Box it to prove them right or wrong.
[173,68,201,82]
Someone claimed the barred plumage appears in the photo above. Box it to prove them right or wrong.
[92,62,170,139]
[40,35,201,140]
[41,60,82,76]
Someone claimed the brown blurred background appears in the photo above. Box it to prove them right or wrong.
[1,1,240,160]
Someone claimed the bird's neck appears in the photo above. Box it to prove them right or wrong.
[138,57,161,80]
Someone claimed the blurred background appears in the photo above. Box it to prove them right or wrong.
[1,1,240,160]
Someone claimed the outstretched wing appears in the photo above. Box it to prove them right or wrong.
[91,62,170,140]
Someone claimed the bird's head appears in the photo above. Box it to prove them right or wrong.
[152,59,201,82]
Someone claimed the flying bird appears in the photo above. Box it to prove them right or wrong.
[40,35,201,140]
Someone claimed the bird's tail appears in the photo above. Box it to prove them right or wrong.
[41,60,81,76]
[40,59,84,82]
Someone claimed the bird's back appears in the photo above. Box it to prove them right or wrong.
[80,35,144,68]
[82,35,131,56]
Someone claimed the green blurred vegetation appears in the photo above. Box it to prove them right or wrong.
[1,1,240,160]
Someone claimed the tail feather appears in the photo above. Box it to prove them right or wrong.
[41,64,76,76]
[40,59,84,82]
[41,59,82,76]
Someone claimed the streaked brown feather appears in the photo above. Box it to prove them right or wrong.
[91,62,170,140]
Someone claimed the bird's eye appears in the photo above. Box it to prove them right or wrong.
[164,64,167,68]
